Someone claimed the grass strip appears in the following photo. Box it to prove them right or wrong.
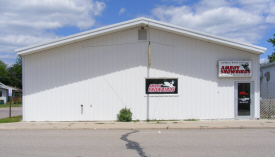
[0,115,22,123]
[184,119,198,121]
[0,104,22,108]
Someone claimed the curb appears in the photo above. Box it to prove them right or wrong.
[1,127,275,130]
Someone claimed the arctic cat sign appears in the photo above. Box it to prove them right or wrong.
[219,61,252,77]
[146,78,178,94]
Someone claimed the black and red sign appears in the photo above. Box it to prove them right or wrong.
[146,78,178,94]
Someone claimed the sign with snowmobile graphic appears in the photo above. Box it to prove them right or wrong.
[146,78,178,94]
[218,61,252,77]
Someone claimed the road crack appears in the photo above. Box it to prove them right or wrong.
[120,130,148,157]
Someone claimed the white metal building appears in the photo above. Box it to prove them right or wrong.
[16,18,266,121]
[260,62,275,99]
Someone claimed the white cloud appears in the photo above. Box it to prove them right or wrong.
[0,0,106,64]
[151,0,275,44]
[94,1,106,16]
[265,1,275,24]
[0,54,17,59]
[119,8,126,15]
[260,58,269,64]
[0,34,56,55]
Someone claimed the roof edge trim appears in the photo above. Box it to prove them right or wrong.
[16,18,147,55]
[148,20,266,52]
[260,61,275,68]
[16,17,266,56]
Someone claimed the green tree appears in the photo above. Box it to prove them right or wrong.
[268,34,275,63]
[7,56,22,89]
[0,60,10,85]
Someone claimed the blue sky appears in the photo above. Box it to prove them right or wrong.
[1,0,275,65]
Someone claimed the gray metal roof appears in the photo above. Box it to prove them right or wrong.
[260,62,275,68]
[0,82,21,91]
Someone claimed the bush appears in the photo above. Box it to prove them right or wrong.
[117,107,132,122]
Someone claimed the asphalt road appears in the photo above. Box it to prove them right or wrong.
[0,107,22,119]
[0,129,275,157]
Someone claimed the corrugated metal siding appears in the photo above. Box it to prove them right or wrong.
[23,27,260,121]
[261,65,275,99]
[148,28,259,120]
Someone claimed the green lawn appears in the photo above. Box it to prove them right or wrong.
[0,104,22,108]
[0,115,22,123]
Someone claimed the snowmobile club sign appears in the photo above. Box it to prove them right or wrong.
[146,79,178,94]
[218,61,252,77]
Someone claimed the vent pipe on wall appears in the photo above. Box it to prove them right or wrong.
[265,71,270,99]
[266,71,270,82]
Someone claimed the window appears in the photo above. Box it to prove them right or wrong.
[0,91,2,97]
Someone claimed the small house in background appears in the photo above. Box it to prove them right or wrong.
[260,62,275,99]
[0,82,22,104]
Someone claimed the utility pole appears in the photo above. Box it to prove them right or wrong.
[147,24,151,122]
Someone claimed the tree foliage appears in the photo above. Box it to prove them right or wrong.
[0,56,22,89]
[0,60,9,85]
[268,34,275,63]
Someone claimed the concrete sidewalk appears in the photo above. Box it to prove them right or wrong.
[0,119,275,130]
